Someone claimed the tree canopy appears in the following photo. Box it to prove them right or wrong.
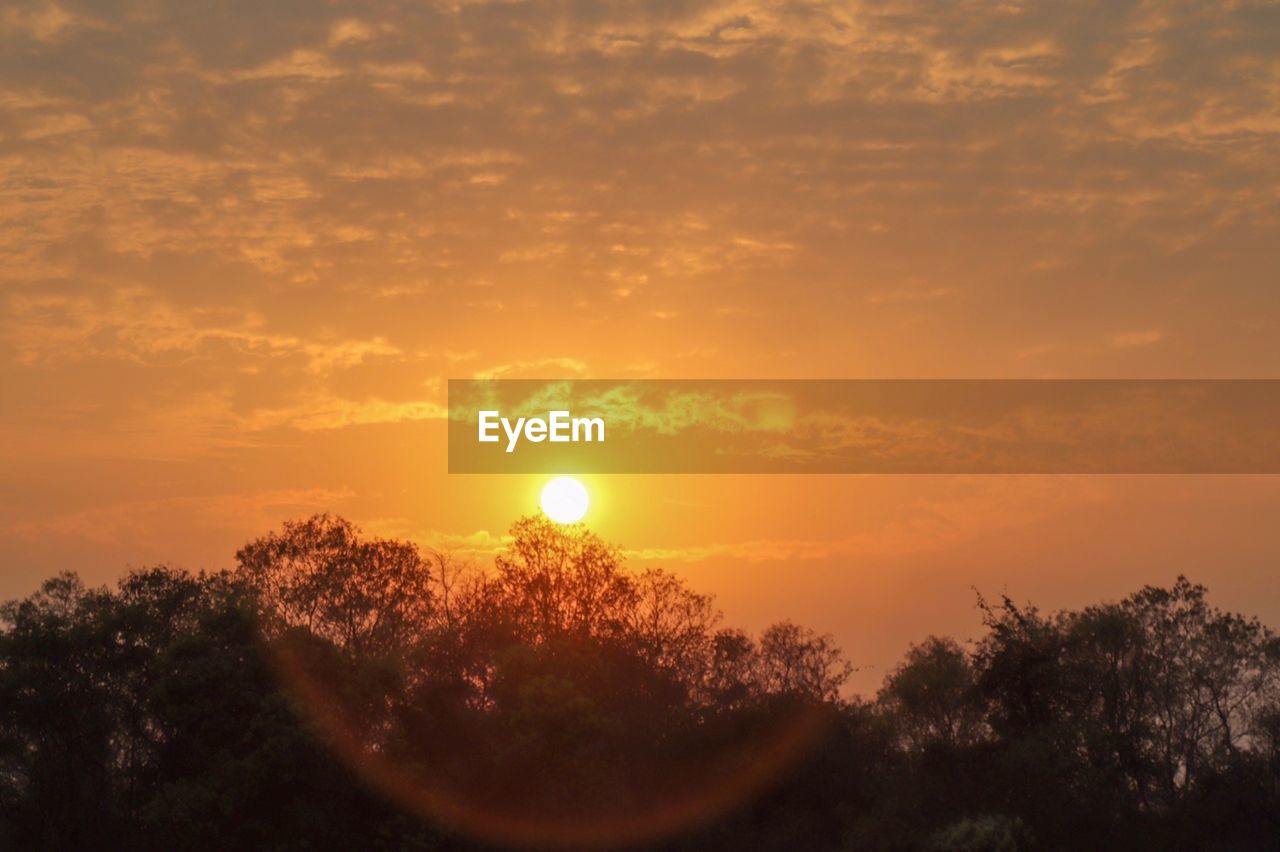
[1,516,1277,850]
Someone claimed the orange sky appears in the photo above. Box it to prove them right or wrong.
[3,0,1279,694]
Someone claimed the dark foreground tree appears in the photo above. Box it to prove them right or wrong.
[0,567,431,851]
[242,515,851,847]
[968,579,1280,850]
[0,516,1277,851]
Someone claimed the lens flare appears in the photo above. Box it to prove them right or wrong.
[540,476,589,523]
[267,634,832,850]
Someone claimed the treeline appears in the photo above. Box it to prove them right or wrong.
[1,515,1278,850]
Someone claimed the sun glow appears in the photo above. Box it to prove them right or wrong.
[540,476,589,523]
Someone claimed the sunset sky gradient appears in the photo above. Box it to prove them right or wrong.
[3,0,1278,692]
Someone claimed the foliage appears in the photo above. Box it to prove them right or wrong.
[879,636,985,752]
[927,815,1032,852]
[1,517,1278,850]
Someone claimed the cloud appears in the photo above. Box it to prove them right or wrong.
[1,0,1277,589]
[1109,329,1163,349]
[2,1,1273,393]
[4,487,357,546]
[865,286,955,305]
[243,394,446,432]
[362,519,510,559]
[472,358,590,380]
[627,476,1112,563]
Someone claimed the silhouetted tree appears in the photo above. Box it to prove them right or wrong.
[2,518,1278,851]
[972,577,1280,849]
[0,566,433,851]
[880,636,986,752]
[235,514,436,657]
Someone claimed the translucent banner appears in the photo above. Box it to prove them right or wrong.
[447,380,1280,474]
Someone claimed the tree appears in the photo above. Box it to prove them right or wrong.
[484,515,638,644]
[5,517,1278,851]
[235,514,436,657]
[0,566,425,851]
[973,577,1280,847]
[880,636,986,752]
[757,622,853,703]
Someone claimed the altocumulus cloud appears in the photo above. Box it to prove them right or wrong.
[0,0,1277,579]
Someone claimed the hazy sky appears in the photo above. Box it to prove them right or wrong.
[3,0,1278,693]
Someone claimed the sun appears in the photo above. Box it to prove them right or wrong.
[540,476,589,524]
